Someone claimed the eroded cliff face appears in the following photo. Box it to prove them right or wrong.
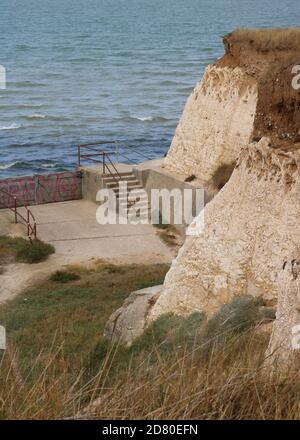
[164,31,300,189]
[150,138,300,320]
[151,31,300,322]
[164,65,257,185]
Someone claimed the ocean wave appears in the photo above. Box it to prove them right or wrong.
[41,163,59,168]
[0,104,44,111]
[0,123,22,131]
[128,115,172,123]
[22,113,46,120]
[0,160,65,171]
[133,116,153,122]
[0,160,27,170]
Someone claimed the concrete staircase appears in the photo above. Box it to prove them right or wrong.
[102,172,150,219]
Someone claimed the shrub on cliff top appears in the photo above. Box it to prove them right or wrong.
[228,27,300,52]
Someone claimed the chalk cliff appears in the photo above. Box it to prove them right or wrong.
[164,29,300,190]
[150,29,300,320]
[164,65,257,187]
[150,138,300,320]
[105,30,300,352]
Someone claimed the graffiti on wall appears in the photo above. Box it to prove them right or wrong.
[0,172,82,208]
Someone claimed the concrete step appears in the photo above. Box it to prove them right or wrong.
[119,201,149,209]
[105,179,141,189]
[117,197,150,205]
[113,185,144,194]
[102,175,137,184]
[117,192,148,201]
[103,172,135,178]
[119,205,150,211]
[119,208,150,217]
[116,193,146,201]
[102,173,135,182]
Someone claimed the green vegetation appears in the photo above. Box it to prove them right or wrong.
[0,260,298,420]
[0,236,55,265]
[0,262,169,397]
[16,239,55,264]
[50,270,80,283]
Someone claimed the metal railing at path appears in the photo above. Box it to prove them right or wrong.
[0,187,37,240]
[77,140,153,183]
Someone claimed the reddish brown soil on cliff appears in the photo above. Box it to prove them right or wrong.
[216,28,300,151]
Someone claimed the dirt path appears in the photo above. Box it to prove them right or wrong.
[0,200,174,304]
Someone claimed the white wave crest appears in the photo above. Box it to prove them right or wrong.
[26,113,46,119]
[131,115,153,122]
[42,163,58,168]
[0,123,22,131]
[0,161,23,170]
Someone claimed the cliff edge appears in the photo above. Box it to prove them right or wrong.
[164,28,300,191]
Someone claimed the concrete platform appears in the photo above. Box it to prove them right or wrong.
[0,199,174,304]
[29,199,173,264]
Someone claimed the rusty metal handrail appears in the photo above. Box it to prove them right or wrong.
[0,187,37,240]
[77,144,123,184]
[77,141,153,185]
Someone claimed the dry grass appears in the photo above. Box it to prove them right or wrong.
[84,336,290,420]
[153,213,183,248]
[227,27,300,52]
[0,261,169,419]
[0,262,300,420]
[1,320,300,420]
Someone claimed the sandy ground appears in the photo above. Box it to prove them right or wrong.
[0,200,173,304]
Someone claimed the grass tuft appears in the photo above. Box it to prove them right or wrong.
[15,239,55,264]
[50,270,80,283]
[227,27,300,52]
[0,236,55,264]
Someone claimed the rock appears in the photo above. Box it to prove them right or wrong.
[149,31,300,324]
[265,259,300,371]
[149,138,300,321]
[164,64,257,185]
[104,285,162,346]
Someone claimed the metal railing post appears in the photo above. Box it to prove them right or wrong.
[103,152,105,174]
[78,145,81,167]
[14,197,17,224]
[27,209,30,236]
[0,188,37,242]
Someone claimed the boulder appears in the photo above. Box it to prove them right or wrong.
[104,285,162,346]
